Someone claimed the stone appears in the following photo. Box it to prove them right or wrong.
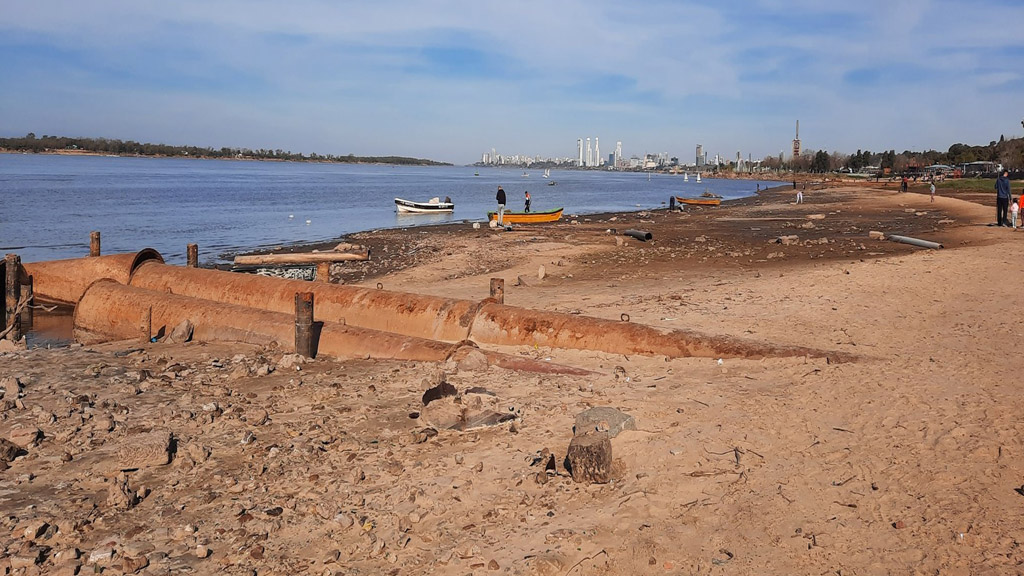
[807,214,826,220]
[116,430,172,470]
[573,407,636,439]
[9,426,42,448]
[566,432,613,484]
[2,376,23,399]
[164,319,194,344]
[121,555,150,573]
[538,265,546,280]
[456,349,489,373]
[195,544,210,558]
[0,437,25,468]
[776,235,800,246]
[868,230,885,240]
[278,354,305,369]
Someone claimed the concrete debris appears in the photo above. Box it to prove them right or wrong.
[573,407,636,438]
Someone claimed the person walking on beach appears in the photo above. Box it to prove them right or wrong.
[795,186,803,204]
[496,185,507,225]
[996,170,1012,226]
[1012,197,1020,230]
[901,176,908,193]
[930,181,936,203]
[524,190,531,212]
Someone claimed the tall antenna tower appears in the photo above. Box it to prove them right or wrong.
[792,120,802,160]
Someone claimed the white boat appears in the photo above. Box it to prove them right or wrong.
[684,173,689,182]
[696,173,702,183]
[543,168,550,178]
[395,196,454,213]
[521,171,529,177]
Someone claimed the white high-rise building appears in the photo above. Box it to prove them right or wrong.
[577,138,584,167]
[586,138,592,167]
[594,137,600,167]
[615,141,622,167]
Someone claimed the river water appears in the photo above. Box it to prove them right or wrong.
[0,153,782,265]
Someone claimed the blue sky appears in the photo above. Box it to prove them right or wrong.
[2,0,1022,164]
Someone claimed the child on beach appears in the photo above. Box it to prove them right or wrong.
[1012,198,1019,230]
[930,182,936,203]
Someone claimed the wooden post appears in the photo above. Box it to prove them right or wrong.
[567,432,613,484]
[316,262,331,283]
[489,278,504,304]
[89,231,101,257]
[141,306,152,343]
[186,244,199,268]
[295,292,314,358]
[4,254,22,341]
[19,276,33,331]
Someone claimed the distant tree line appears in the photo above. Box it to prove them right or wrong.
[0,133,451,166]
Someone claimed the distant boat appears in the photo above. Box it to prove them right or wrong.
[543,168,550,178]
[696,173,702,183]
[474,171,479,176]
[684,173,689,182]
[521,171,529,177]
[487,207,563,224]
[675,196,720,206]
[395,196,454,213]
[547,180,557,186]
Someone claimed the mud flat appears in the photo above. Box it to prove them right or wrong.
[3,184,1023,574]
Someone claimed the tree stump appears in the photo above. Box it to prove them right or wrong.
[567,432,612,484]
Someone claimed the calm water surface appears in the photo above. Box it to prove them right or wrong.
[1,154,782,264]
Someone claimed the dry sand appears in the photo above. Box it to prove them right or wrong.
[2,183,1022,575]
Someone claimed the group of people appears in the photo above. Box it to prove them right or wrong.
[996,169,1019,228]
[494,186,532,225]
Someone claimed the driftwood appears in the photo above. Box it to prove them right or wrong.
[233,250,369,266]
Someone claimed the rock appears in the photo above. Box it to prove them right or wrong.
[776,235,800,246]
[615,236,625,246]
[243,407,269,426]
[88,546,115,565]
[107,475,141,510]
[9,426,42,448]
[195,544,210,559]
[566,432,613,484]
[807,214,826,220]
[164,319,194,344]
[2,376,23,399]
[538,265,546,280]
[116,430,172,470]
[573,407,636,438]
[0,438,25,469]
[121,555,149,573]
[456,349,489,373]
[278,354,305,369]
[868,230,885,240]
[473,222,481,229]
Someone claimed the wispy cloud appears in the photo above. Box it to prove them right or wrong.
[1,0,1021,163]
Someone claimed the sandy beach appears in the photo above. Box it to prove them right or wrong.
[3,181,1022,575]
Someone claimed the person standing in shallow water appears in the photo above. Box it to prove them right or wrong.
[996,170,1012,226]
[524,191,531,212]
[495,185,506,225]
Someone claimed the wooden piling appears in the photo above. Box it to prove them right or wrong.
[89,231,101,257]
[19,276,33,331]
[295,292,314,358]
[187,244,199,268]
[4,254,22,341]
[141,306,152,343]
[489,278,505,304]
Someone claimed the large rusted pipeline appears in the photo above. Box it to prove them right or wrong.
[24,249,164,305]
[130,261,479,342]
[73,279,592,374]
[128,262,844,360]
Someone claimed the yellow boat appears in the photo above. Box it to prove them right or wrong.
[487,207,563,224]
[675,196,721,206]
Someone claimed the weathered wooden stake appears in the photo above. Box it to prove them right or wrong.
[316,262,331,283]
[489,278,505,304]
[19,276,33,331]
[567,432,613,484]
[187,244,199,268]
[141,306,152,343]
[4,254,22,341]
[89,231,101,257]
[295,292,314,357]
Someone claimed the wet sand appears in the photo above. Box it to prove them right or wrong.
[3,182,1022,574]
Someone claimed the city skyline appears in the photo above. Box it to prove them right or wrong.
[2,1,1022,165]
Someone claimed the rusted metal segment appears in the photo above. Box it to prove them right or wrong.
[470,302,848,361]
[129,262,478,342]
[90,231,101,257]
[187,244,199,268]
[295,292,314,358]
[489,278,504,304]
[23,249,164,306]
[72,280,591,372]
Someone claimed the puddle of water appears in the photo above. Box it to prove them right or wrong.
[22,305,74,348]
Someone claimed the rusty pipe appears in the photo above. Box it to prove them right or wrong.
[73,279,593,373]
[23,249,164,306]
[129,261,479,342]
[128,262,844,360]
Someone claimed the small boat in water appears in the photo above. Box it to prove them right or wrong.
[487,207,563,224]
[395,196,454,213]
[547,180,557,186]
[543,168,550,178]
[675,196,721,207]
[696,173,702,183]
[684,173,689,182]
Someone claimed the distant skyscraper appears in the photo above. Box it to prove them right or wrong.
[792,120,801,160]
[586,138,592,167]
[577,139,583,167]
[615,141,622,167]
[696,144,704,167]
[594,137,600,167]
